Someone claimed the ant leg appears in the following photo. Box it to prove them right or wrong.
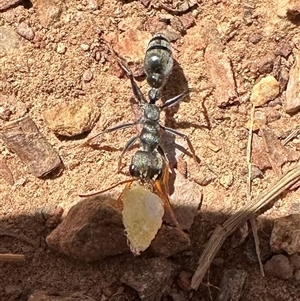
[160,125,198,164]
[100,37,146,103]
[160,89,192,110]
[116,180,134,208]
[157,145,170,193]
[162,155,170,196]
[161,86,213,110]
[118,60,147,104]
[117,136,139,172]
[79,178,135,198]
[157,145,169,165]
[154,178,184,232]
[81,122,137,147]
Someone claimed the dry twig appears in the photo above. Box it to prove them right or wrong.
[247,105,264,276]
[0,253,24,261]
[191,163,300,289]
[0,227,38,248]
[282,127,300,146]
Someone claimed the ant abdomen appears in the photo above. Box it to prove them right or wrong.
[144,33,173,102]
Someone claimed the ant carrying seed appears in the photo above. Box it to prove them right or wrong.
[80,33,199,230]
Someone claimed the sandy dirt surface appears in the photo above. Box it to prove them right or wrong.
[1,0,300,300]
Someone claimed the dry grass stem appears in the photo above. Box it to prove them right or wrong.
[247,105,264,276]
[191,163,300,289]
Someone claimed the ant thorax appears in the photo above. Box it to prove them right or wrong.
[142,103,160,121]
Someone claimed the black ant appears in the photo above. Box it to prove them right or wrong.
[82,33,197,177]
[80,34,198,228]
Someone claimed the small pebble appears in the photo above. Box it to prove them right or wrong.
[1,116,62,178]
[219,171,234,188]
[121,258,178,301]
[56,42,66,54]
[250,76,280,107]
[270,214,300,255]
[0,26,20,53]
[150,225,190,257]
[177,271,192,291]
[250,165,263,180]
[191,9,200,18]
[36,1,64,28]
[46,198,129,261]
[264,254,293,280]
[0,107,12,121]
[268,97,282,107]
[86,0,99,10]
[258,53,275,74]
[180,13,195,30]
[275,41,292,58]
[82,69,93,82]
[192,166,216,186]
[80,43,90,51]
[243,8,254,25]
[141,0,151,7]
[16,23,35,41]
[249,34,262,44]
[43,101,100,137]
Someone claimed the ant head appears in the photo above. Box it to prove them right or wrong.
[130,151,163,180]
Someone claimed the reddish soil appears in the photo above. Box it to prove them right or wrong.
[1,0,300,300]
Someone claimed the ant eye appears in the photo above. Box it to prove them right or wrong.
[129,164,139,177]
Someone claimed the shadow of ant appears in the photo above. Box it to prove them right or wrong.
[162,59,212,130]
[157,59,211,195]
